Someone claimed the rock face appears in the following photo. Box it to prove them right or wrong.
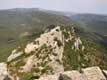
[0,63,8,80]
[6,26,66,80]
[37,67,107,80]
[7,50,23,62]
[0,63,107,80]
[0,25,107,80]
[82,67,106,80]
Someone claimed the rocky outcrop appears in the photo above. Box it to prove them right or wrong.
[1,64,107,80]
[7,49,23,62]
[0,63,11,80]
[0,25,107,80]
[37,66,107,80]
[6,26,66,80]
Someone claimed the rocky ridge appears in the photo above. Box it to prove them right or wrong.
[0,25,107,80]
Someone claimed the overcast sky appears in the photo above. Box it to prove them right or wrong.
[0,0,107,14]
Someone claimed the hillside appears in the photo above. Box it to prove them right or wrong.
[1,8,107,63]
[0,8,72,62]
[0,25,107,80]
[70,14,107,36]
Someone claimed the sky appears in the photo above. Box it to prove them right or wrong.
[0,0,107,14]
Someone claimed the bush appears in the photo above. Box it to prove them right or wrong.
[54,37,63,47]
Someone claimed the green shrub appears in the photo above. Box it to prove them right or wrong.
[54,37,63,47]
[63,41,79,70]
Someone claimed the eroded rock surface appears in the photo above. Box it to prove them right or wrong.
[37,67,107,80]
[0,63,8,80]
[0,25,107,80]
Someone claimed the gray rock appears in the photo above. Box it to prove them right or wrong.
[58,74,71,80]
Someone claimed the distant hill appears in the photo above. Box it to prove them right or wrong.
[70,14,107,36]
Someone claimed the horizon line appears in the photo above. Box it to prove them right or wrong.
[0,7,107,15]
